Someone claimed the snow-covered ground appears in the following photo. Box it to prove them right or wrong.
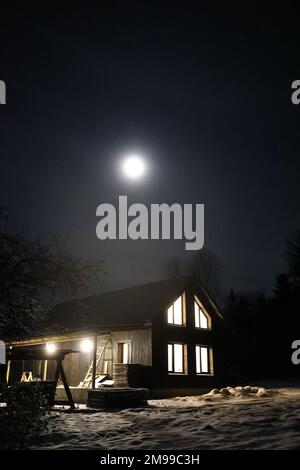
[29,382,300,450]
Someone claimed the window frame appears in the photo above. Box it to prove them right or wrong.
[195,345,214,375]
[117,341,132,364]
[167,293,186,326]
[194,296,211,330]
[167,342,187,374]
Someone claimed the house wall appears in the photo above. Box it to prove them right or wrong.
[151,284,231,393]
[43,337,94,387]
[111,329,152,366]
[18,328,152,388]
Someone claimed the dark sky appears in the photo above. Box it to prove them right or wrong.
[1,4,300,295]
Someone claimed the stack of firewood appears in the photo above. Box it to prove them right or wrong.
[113,363,145,387]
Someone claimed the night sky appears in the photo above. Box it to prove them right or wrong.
[1,4,300,295]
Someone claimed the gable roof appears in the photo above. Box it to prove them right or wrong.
[46,275,224,333]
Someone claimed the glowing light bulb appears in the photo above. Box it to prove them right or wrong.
[46,343,56,354]
[80,339,93,353]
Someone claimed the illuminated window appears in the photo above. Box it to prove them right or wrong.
[167,295,184,325]
[195,346,212,374]
[168,343,186,373]
[117,342,131,364]
[194,298,210,329]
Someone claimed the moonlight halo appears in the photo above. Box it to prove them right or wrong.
[121,154,146,181]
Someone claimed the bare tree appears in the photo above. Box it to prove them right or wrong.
[164,248,221,297]
[0,229,105,339]
[188,249,221,295]
[164,256,186,279]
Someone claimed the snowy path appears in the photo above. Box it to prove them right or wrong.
[30,387,300,450]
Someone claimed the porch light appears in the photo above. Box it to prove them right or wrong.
[46,342,56,354]
[80,339,93,353]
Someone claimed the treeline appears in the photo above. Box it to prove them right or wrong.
[223,231,300,378]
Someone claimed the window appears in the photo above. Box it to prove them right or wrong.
[167,295,184,325]
[195,346,212,374]
[194,298,210,329]
[168,343,186,373]
[117,342,131,364]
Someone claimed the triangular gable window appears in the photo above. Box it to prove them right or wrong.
[194,297,211,329]
[167,295,184,325]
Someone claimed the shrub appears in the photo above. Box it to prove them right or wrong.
[0,382,50,449]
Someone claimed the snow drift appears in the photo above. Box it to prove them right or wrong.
[28,384,300,450]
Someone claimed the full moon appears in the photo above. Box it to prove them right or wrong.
[122,155,146,180]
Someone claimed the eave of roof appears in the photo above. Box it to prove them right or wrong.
[7,321,152,347]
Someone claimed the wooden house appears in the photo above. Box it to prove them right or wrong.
[8,276,235,399]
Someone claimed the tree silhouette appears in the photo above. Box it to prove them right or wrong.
[164,248,221,297]
[285,230,300,290]
[0,228,105,339]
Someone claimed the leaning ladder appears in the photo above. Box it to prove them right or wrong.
[79,335,111,387]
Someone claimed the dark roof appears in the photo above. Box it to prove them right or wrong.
[47,276,224,332]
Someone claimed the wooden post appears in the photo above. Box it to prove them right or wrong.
[53,357,75,409]
[43,360,48,380]
[54,359,62,382]
[48,358,63,408]
[92,334,97,389]
[60,363,75,410]
[6,360,11,384]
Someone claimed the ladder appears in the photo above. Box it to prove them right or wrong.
[79,335,112,388]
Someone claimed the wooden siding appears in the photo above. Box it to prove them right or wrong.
[111,329,152,366]
[17,328,152,388]
[45,338,93,387]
